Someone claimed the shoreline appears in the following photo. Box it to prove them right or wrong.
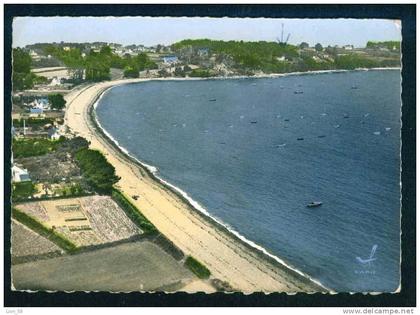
[88,84,333,292]
[64,67,397,293]
[101,66,402,86]
[89,87,329,293]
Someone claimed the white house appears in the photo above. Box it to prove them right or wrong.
[48,127,61,140]
[49,77,63,86]
[114,49,124,56]
[31,98,50,111]
[29,50,41,61]
[197,48,210,57]
[12,165,31,182]
[312,56,322,62]
[163,56,179,65]
[29,108,45,118]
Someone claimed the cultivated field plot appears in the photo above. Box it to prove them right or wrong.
[15,196,141,246]
[11,219,62,258]
[18,153,81,184]
[17,202,50,222]
[12,241,194,292]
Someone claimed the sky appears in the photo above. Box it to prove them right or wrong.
[12,17,401,48]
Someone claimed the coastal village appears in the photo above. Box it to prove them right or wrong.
[10,39,400,292]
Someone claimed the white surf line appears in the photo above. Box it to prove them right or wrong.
[90,82,332,292]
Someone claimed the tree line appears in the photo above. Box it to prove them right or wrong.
[12,48,39,90]
[74,148,120,194]
[12,45,159,90]
[44,45,157,81]
[366,41,400,51]
[172,39,400,75]
[172,39,299,73]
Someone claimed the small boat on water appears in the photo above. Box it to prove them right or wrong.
[294,91,304,94]
[297,137,304,141]
[351,86,358,89]
[250,121,258,124]
[307,201,322,208]
[209,99,217,102]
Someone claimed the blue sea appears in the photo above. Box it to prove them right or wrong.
[96,70,401,292]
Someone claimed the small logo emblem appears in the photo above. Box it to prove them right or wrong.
[356,244,378,267]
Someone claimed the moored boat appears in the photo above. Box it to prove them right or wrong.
[307,201,323,208]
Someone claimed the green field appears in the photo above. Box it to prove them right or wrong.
[12,241,194,292]
[13,138,64,158]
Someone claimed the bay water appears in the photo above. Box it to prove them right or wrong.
[96,70,401,292]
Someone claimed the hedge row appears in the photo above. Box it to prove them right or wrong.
[185,256,211,279]
[12,207,78,253]
[111,188,157,234]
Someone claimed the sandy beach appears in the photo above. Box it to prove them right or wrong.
[64,76,329,293]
